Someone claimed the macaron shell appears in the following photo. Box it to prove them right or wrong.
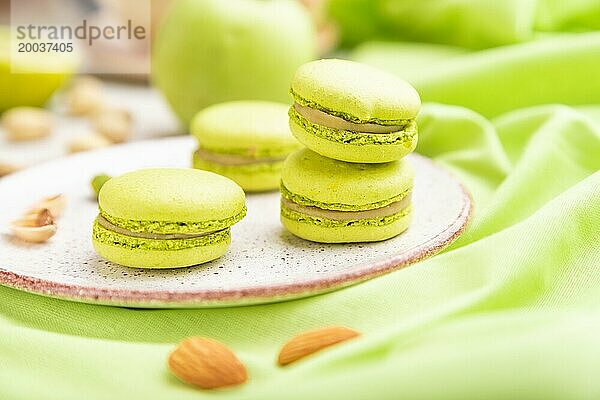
[281,210,412,243]
[191,100,300,155]
[99,168,245,223]
[291,59,421,122]
[289,117,417,163]
[92,235,230,269]
[281,148,414,208]
[193,154,283,192]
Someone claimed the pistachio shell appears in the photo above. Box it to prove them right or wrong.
[0,161,21,177]
[11,224,57,243]
[67,133,112,153]
[92,108,132,143]
[29,194,67,218]
[66,76,105,116]
[17,208,55,227]
[1,107,54,142]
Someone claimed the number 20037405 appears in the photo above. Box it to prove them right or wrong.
[18,42,73,52]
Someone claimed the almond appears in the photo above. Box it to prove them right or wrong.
[278,326,361,366]
[168,337,247,390]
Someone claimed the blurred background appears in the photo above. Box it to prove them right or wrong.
[1,0,600,177]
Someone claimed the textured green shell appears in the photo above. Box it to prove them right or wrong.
[193,152,283,174]
[98,207,246,235]
[92,219,230,251]
[98,168,246,226]
[288,105,417,145]
[281,203,412,228]
[191,100,301,157]
[280,184,411,212]
[290,59,421,123]
[281,148,414,208]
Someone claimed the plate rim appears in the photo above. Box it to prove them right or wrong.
[0,144,472,307]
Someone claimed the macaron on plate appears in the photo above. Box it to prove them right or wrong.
[281,149,414,243]
[191,101,301,192]
[93,168,246,269]
[0,137,471,308]
[289,59,420,163]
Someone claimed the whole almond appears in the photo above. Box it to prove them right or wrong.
[278,326,360,366]
[168,337,247,390]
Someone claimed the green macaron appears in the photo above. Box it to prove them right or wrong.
[280,149,414,243]
[289,59,420,163]
[92,168,246,269]
[191,101,302,192]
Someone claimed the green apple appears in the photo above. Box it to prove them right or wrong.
[326,0,383,47]
[152,0,316,124]
[0,26,74,113]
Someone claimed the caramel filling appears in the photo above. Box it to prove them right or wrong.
[96,215,220,240]
[281,193,411,220]
[293,103,405,134]
[195,148,286,166]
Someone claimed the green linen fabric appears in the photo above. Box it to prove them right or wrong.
[353,32,600,118]
[2,7,600,400]
[2,103,599,400]
[328,0,600,48]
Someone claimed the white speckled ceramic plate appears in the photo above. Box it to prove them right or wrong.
[0,137,471,308]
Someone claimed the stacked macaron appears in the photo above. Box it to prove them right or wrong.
[281,59,420,243]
